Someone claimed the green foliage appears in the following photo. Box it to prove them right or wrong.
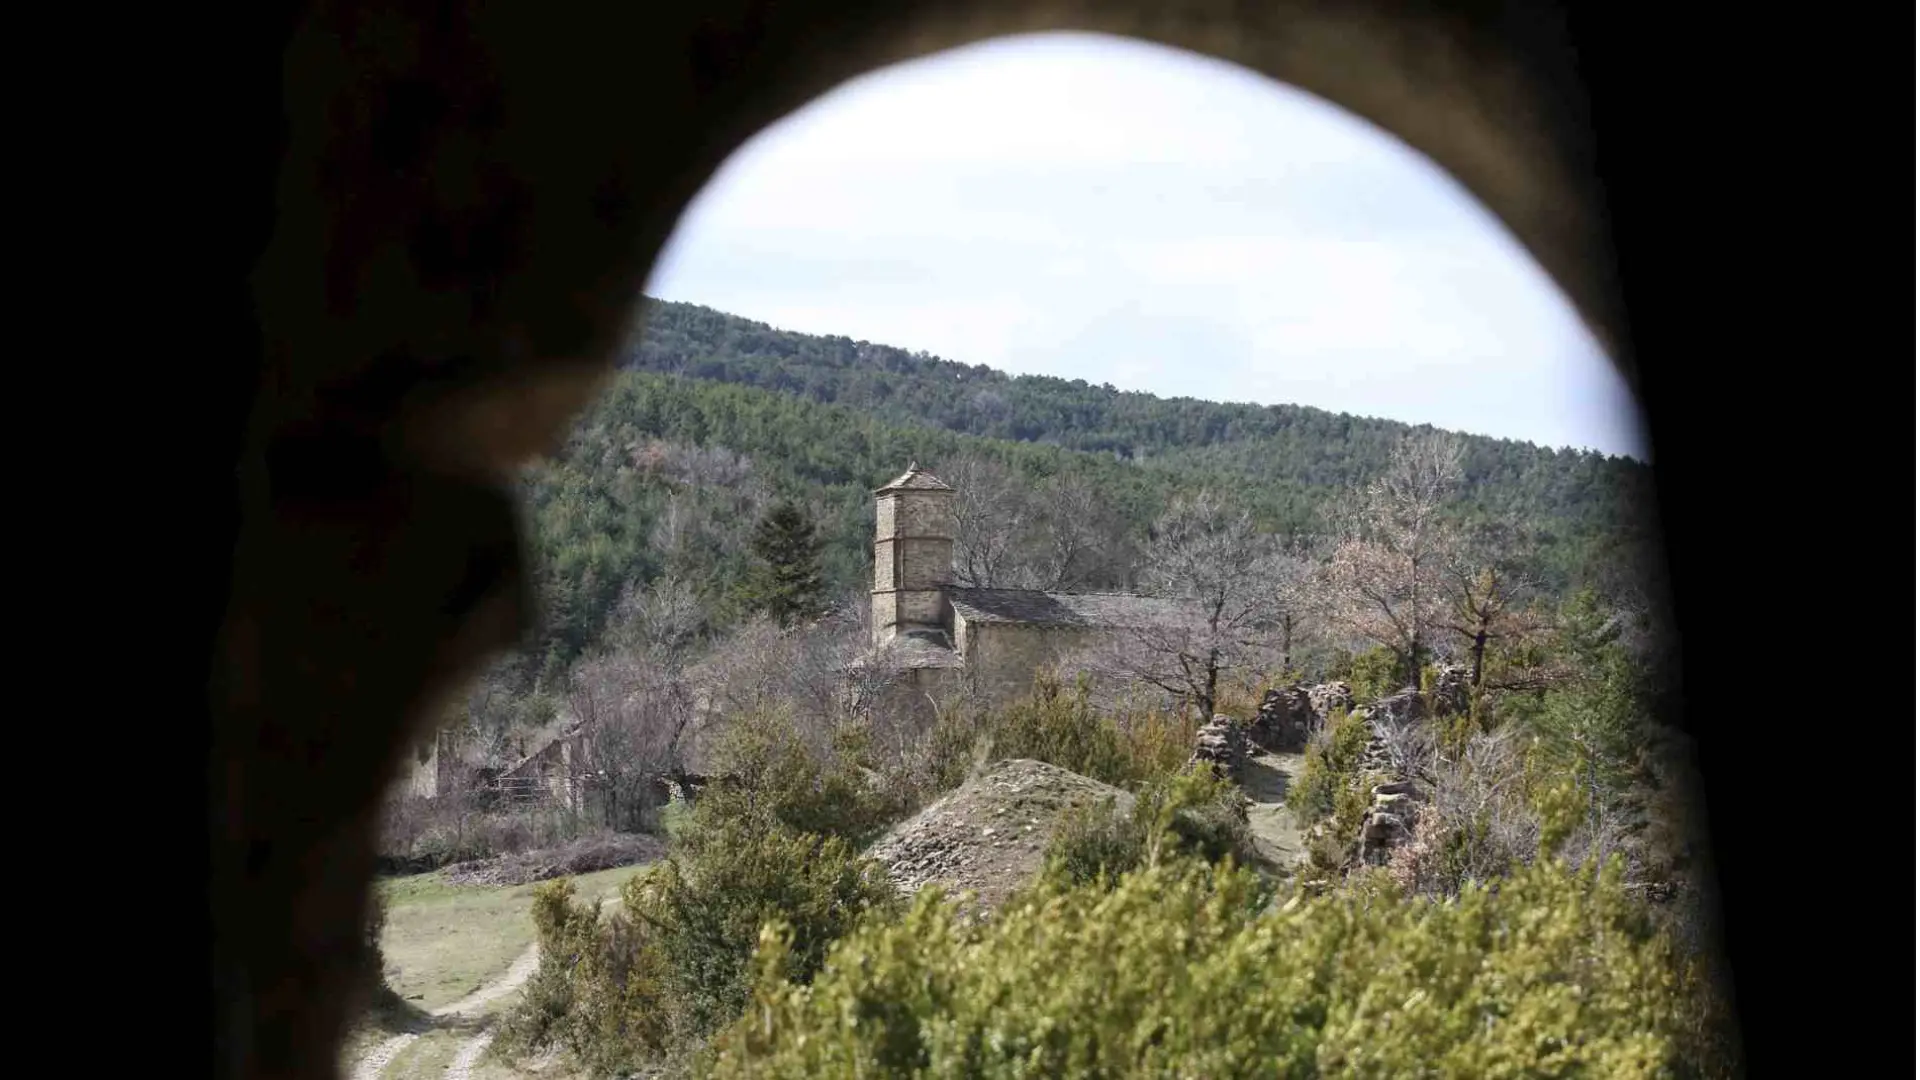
[969,673,1197,791]
[503,816,899,1072]
[1288,707,1373,824]
[1043,795,1143,886]
[738,500,828,628]
[697,714,904,848]
[916,700,993,797]
[501,714,909,1073]
[1347,643,1410,702]
[706,855,1732,1079]
[1044,765,1255,886]
[635,818,900,1042]
[500,876,673,1074]
[1521,589,1654,825]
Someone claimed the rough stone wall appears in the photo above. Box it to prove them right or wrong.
[1251,685,1314,752]
[1188,714,1247,778]
[896,538,952,591]
[872,491,954,642]
[965,623,1099,706]
[885,491,955,542]
[870,667,949,725]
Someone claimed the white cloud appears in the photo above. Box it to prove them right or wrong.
[647,31,1645,459]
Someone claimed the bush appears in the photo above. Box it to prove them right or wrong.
[699,712,904,847]
[1287,707,1373,824]
[1339,644,1409,702]
[1044,765,1255,887]
[642,815,900,1041]
[500,743,903,1076]
[959,674,1198,792]
[706,856,1735,1079]
[499,876,672,1072]
[903,698,991,804]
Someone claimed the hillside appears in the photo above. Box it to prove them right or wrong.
[623,297,1651,515]
[496,297,1658,689]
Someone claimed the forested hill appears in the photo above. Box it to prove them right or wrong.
[501,297,1655,689]
[623,297,1649,520]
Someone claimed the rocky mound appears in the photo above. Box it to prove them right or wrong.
[866,758,1135,912]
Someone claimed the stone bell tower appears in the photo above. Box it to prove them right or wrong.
[870,462,954,646]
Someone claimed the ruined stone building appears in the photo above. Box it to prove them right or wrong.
[864,463,1188,705]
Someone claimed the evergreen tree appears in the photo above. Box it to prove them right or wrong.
[742,500,827,628]
[1525,588,1650,826]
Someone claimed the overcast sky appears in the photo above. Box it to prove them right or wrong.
[644,32,1648,461]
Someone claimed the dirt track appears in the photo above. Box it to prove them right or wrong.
[351,890,626,1078]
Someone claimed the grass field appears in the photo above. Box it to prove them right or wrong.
[379,865,642,1011]
[345,863,651,1078]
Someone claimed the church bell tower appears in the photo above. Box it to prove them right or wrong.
[870,462,954,646]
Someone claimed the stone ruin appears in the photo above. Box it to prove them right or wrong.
[1250,685,1313,752]
[1238,664,1478,869]
[1250,679,1355,753]
[1187,714,1247,778]
[1349,663,1472,867]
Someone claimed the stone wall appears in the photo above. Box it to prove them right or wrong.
[1187,714,1247,778]
[882,490,955,541]
[1251,680,1356,752]
[964,620,1101,707]
[872,490,954,642]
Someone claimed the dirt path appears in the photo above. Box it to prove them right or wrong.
[352,890,628,1079]
[350,1034,421,1080]
[446,1029,497,1080]
[433,893,627,1078]
[432,944,541,1020]
[1238,749,1306,870]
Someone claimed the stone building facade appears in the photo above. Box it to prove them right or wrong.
[863,463,1187,707]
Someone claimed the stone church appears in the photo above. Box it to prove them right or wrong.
[865,463,1189,705]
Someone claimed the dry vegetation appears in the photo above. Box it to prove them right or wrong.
[350,431,1730,1079]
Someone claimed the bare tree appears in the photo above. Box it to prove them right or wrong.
[1387,725,1642,898]
[609,571,706,658]
[1269,536,1322,677]
[1028,472,1134,590]
[566,651,679,829]
[1318,431,1467,687]
[1084,490,1285,719]
[939,453,1035,588]
[1439,518,1548,691]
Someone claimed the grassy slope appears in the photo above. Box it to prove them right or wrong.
[380,865,641,1009]
[345,865,646,1077]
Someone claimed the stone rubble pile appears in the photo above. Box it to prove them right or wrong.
[1251,686,1313,752]
[1357,778,1420,866]
[1187,714,1247,778]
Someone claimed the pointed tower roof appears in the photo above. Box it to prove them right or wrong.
[874,461,953,494]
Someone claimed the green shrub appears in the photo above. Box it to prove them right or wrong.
[970,673,1198,791]
[1347,644,1406,702]
[499,876,672,1072]
[699,712,903,847]
[639,814,901,1041]
[916,699,992,798]
[707,856,1734,1079]
[1288,707,1373,824]
[1043,795,1142,886]
[1044,766,1255,887]
[502,814,900,1074]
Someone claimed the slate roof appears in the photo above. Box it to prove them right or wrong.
[888,632,967,669]
[875,462,954,493]
[847,628,967,671]
[947,588,1194,630]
